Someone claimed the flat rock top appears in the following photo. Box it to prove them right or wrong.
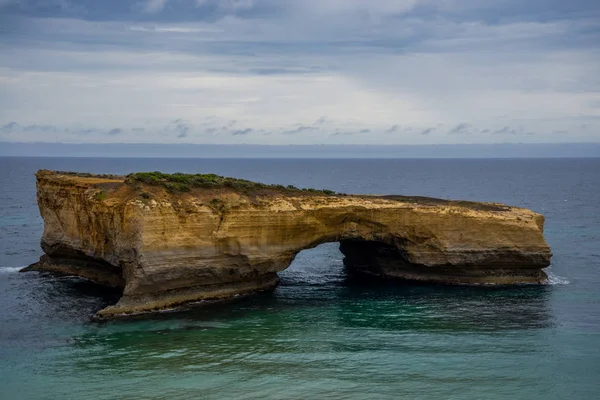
[36,170,539,224]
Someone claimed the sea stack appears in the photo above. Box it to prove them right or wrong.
[24,170,552,320]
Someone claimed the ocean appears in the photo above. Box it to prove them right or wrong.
[1,157,599,399]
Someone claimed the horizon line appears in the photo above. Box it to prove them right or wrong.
[3,141,600,146]
[3,141,599,159]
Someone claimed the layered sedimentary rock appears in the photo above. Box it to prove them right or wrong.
[25,170,552,319]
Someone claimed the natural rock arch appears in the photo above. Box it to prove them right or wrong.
[25,171,552,320]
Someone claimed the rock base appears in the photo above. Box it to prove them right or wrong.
[340,240,549,285]
[22,254,125,288]
[93,273,280,321]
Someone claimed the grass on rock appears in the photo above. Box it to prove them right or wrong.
[125,171,341,195]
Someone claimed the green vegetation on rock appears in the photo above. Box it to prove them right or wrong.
[94,190,106,201]
[56,171,122,180]
[125,171,342,195]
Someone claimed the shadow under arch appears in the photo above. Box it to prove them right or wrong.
[62,243,555,376]
[279,242,556,334]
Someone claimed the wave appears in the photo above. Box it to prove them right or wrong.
[545,269,570,285]
[0,266,25,274]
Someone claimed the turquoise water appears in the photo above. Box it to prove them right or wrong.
[1,158,599,399]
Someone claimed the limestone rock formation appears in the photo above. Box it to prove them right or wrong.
[24,170,552,320]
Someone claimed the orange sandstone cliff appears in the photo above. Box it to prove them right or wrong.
[24,170,552,320]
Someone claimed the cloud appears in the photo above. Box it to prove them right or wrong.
[492,126,518,135]
[221,120,237,130]
[421,127,435,135]
[107,128,122,135]
[0,122,19,133]
[231,128,253,135]
[143,0,170,14]
[164,118,192,138]
[281,125,318,135]
[75,128,101,134]
[129,26,223,34]
[315,116,328,125]
[0,1,598,145]
[195,0,257,12]
[330,128,371,136]
[23,124,58,132]
[289,0,422,16]
[385,125,399,133]
[449,123,472,135]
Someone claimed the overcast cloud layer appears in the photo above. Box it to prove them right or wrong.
[0,0,599,144]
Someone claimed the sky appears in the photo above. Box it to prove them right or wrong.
[0,0,599,145]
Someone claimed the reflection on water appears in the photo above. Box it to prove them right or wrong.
[30,244,553,379]
[0,244,563,399]
[336,280,554,332]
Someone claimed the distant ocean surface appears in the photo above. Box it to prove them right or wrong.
[1,157,599,400]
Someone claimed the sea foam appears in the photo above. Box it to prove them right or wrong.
[545,269,570,285]
[0,266,25,274]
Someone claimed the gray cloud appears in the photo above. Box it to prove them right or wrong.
[282,125,318,135]
[221,120,237,130]
[330,129,371,136]
[131,127,145,132]
[492,126,518,135]
[142,0,170,14]
[0,1,598,145]
[1,122,66,134]
[449,123,472,135]
[315,116,328,125]
[385,125,399,133]
[23,124,58,132]
[231,128,253,136]
[165,118,192,138]
[77,128,101,135]
[107,128,122,135]
[0,122,19,133]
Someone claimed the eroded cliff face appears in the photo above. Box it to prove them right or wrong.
[25,170,552,320]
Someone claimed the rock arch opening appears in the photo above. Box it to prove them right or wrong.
[282,242,346,283]
[282,238,415,280]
